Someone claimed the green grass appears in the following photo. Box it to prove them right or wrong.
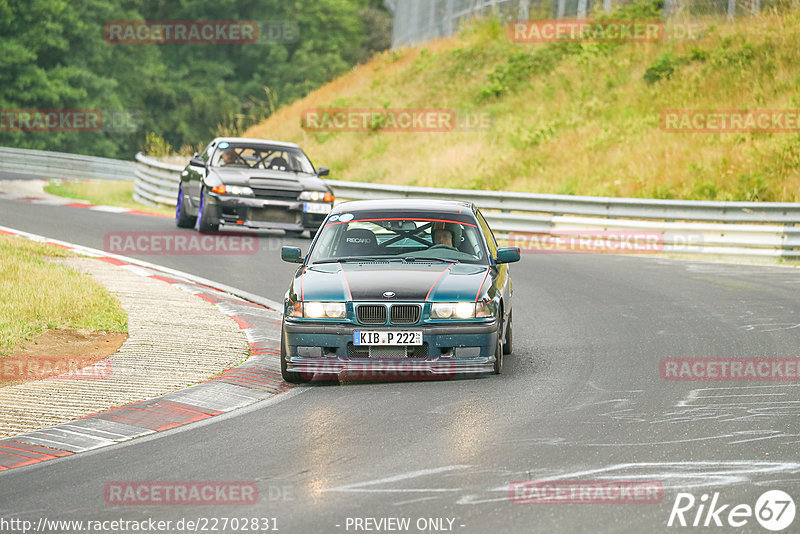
[0,235,127,356]
[244,0,800,201]
[44,180,175,216]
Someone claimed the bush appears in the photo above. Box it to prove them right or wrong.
[142,132,172,157]
[644,52,681,84]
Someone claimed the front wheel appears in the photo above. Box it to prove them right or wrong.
[493,331,503,375]
[280,327,310,384]
[175,185,194,228]
[194,187,219,232]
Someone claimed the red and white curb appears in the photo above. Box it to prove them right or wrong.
[0,226,289,472]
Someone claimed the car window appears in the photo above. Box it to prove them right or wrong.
[200,143,213,162]
[210,144,315,173]
[307,217,488,264]
[476,209,498,256]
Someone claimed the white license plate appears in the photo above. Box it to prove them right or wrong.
[304,202,331,214]
[353,331,422,346]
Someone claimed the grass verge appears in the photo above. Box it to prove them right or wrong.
[44,180,175,217]
[0,235,128,356]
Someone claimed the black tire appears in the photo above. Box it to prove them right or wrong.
[175,185,194,228]
[280,327,310,384]
[494,335,503,375]
[194,187,219,232]
[493,332,503,375]
[503,311,513,355]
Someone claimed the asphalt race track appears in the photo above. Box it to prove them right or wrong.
[2,174,800,533]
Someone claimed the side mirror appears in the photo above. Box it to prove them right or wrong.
[281,246,304,264]
[495,247,520,264]
[190,156,206,167]
[317,167,330,177]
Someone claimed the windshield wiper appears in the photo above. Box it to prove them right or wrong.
[269,167,306,173]
[403,256,459,263]
[312,257,402,264]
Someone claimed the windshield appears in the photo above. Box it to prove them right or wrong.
[211,144,315,173]
[308,217,488,264]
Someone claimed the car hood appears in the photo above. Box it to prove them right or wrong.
[297,262,490,302]
[208,168,325,190]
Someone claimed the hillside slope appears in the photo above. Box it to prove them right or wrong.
[245,3,800,201]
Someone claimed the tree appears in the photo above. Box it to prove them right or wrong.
[0,0,393,158]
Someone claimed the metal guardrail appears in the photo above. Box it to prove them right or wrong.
[1,147,798,259]
[0,146,134,181]
[130,153,800,223]
[133,152,182,206]
[129,153,799,259]
[325,180,800,224]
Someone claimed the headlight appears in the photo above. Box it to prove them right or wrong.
[431,301,494,319]
[432,302,473,319]
[299,190,334,202]
[431,303,453,319]
[301,302,346,319]
[455,302,475,319]
[212,185,254,196]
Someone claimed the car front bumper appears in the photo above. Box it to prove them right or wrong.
[207,194,329,231]
[282,320,499,379]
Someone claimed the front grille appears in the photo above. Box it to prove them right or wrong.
[356,304,422,325]
[356,305,387,325]
[390,304,421,325]
[250,187,300,200]
[249,178,302,201]
[348,343,428,359]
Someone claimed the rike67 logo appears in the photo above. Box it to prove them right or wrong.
[668,490,795,531]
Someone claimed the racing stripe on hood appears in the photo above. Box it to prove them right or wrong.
[425,262,455,301]
[338,262,353,301]
[299,262,485,302]
[475,267,490,301]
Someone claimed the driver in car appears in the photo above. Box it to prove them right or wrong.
[219,148,238,166]
[432,222,460,249]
